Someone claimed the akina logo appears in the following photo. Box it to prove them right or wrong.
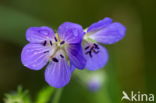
[121,91,154,102]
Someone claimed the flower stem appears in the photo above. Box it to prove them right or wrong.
[52,88,63,103]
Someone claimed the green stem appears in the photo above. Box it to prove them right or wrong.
[52,88,63,103]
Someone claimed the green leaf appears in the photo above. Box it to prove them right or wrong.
[35,86,55,103]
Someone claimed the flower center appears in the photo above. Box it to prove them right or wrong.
[42,33,67,63]
[84,43,100,58]
[54,33,66,48]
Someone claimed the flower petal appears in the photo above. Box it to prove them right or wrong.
[21,43,50,70]
[89,22,126,44]
[26,26,54,43]
[84,44,108,70]
[45,58,72,88]
[87,17,112,32]
[58,22,84,43]
[70,65,76,72]
[67,44,86,70]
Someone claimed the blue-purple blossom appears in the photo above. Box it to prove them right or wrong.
[87,72,104,91]
[83,17,126,70]
[21,22,86,88]
[74,70,105,92]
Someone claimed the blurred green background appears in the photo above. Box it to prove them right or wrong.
[0,0,156,103]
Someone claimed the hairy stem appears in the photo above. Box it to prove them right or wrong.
[52,88,63,103]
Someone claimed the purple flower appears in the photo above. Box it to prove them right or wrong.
[87,74,103,92]
[21,22,86,88]
[83,17,126,70]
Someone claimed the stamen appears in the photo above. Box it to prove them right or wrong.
[52,57,59,62]
[94,43,99,49]
[93,49,99,54]
[85,51,92,57]
[85,46,89,50]
[60,41,65,45]
[50,41,53,46]
[85,44,100,57]
[85,51,90,54]
[43,51,49,53]
[90,46,94,51]
[89,51,92,57]
[60,54,64,58]
[43,41,47,46]
[54,37,58,42]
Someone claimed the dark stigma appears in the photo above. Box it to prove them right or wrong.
[52,57,59,62]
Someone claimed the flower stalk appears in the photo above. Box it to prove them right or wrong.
[52,88,63,103]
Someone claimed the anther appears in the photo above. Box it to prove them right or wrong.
[50,41,53,46]
[85,51,93,57]
[85,46,90,50]
[54,37,58,42]
[89,51,92,57]
[43,41,47,46]
[93,49,99,54]
[52,57,59,62]
[60,54,64,58]
[94,43,99,49]
[43,51,49,53]
[60,41,65,45]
